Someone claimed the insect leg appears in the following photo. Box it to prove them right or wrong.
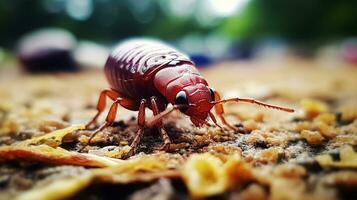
[213,91,237,131]
[208,111,224,130]
[150,97,171,151]
[146,105,180,128]
[83,97,122,150]
[86,89,120,129]
[124,99,146,158]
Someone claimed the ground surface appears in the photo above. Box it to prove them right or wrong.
[0,57,357,200]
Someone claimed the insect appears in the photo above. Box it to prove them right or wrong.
[84,39,294,158]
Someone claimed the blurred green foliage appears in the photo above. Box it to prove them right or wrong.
[0,0,356,48]
[221,0,357,42]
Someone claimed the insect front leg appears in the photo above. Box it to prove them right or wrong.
[150,97,171,151]
[86,89,120,129]
[123,99,146,159]
[213,91,237,131]
[82,97,123,151]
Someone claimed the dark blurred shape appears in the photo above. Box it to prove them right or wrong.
[341,39,357,65]
[292,46,316,59]
[229,41,255,60]
[189,54,213,68]
[17,28,77,73]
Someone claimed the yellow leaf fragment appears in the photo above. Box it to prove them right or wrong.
[255,147,282,163]
[15,155,178,200]
[301,130,325,146]
[301,99,328,119]
[16,173,93,200]
[314,113,336,126]
[339,106,357,122]
[316,146,357,168]
[94,154,170,175]
[0,125,122,167]
[17,124,85,147]
[313,121,336,139]
[0,144,120,167]
[243,119,258,132]
[182,153,252,198]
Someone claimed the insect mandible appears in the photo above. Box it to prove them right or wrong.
[83,39,294,158]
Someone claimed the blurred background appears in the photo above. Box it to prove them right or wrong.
[0,0,357,72]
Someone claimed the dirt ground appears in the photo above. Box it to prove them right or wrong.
[0,57,357,200]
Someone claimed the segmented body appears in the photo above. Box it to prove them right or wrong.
[104,39,208,110]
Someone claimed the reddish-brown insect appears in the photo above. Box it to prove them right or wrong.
[84,39,294,157]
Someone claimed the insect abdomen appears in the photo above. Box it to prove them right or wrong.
[104,39,194,99]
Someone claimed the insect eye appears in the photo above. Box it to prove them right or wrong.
[175,91,189,112]
[209,88,215,101]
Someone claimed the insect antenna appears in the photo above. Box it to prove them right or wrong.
[214,98,294,113]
